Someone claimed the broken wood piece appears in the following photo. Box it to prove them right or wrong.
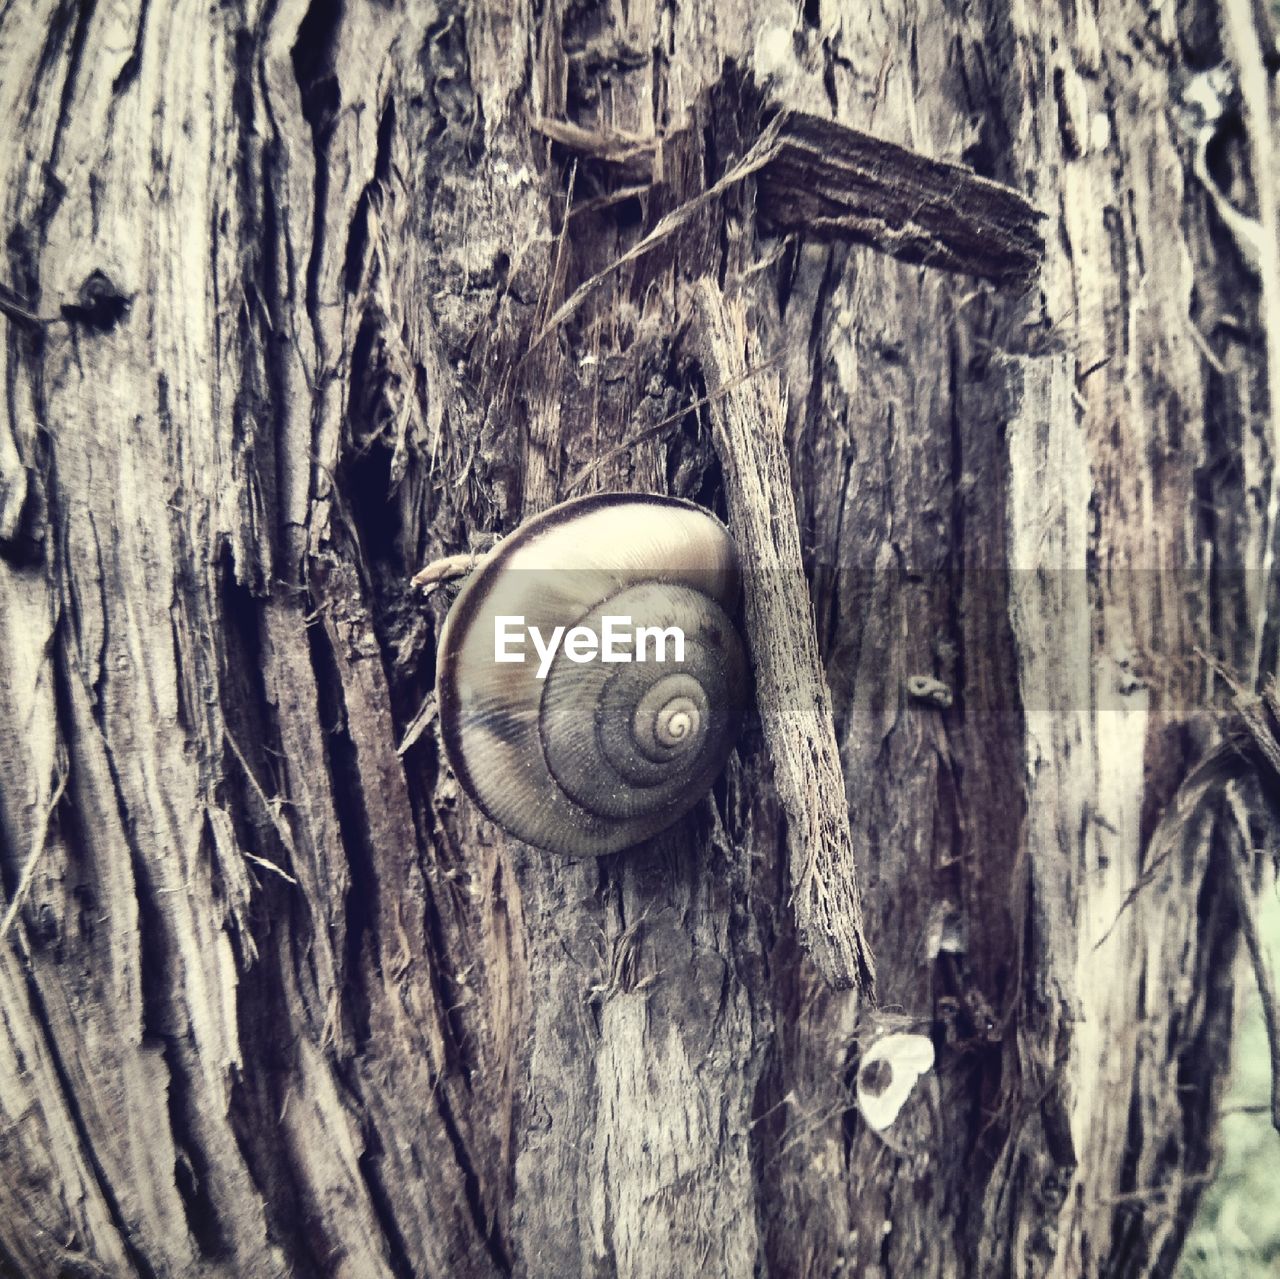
[411,551,482,592]
[691,277,875,993]
[532,117,661,184]
[757,110,1045,283]
[536,98,1044,286]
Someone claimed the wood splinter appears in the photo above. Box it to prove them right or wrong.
[691,277,874,994]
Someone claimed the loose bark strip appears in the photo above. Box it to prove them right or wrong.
[531,117,660,182]
[1220,0,1280,687]
[757,111,1045,283]
[692,277,874,993]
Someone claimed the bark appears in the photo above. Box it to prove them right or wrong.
[0,1,1275,1277]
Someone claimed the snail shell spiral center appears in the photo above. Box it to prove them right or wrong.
[654,698,696,743]
[632,678,704,758]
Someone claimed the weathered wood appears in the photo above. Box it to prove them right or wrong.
[758,110,1045,282]
[1,0,1276,1276]
[537,105,1046,283]
[693,277,873,992]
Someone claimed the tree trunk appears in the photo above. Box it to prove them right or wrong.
[1,1,1274,1276]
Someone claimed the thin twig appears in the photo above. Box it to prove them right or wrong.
[564,348,788,493]
[1090,799,1208,953]
[536,158,578,336]
[1095,1172,1213,1207]
[0,771,69,942]
[1225,799,1280,1134]
[564,184,652,221]
[411,551,481,590]
[0,281,56,328]
[397,693,437,757]
[527,116,786,354]
[222,729,300,885]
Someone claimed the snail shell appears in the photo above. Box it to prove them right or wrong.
[435,493,747,855]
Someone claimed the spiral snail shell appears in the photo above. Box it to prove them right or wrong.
[435,493,748,855]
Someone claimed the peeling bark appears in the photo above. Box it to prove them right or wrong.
[1,0,1276,1277]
